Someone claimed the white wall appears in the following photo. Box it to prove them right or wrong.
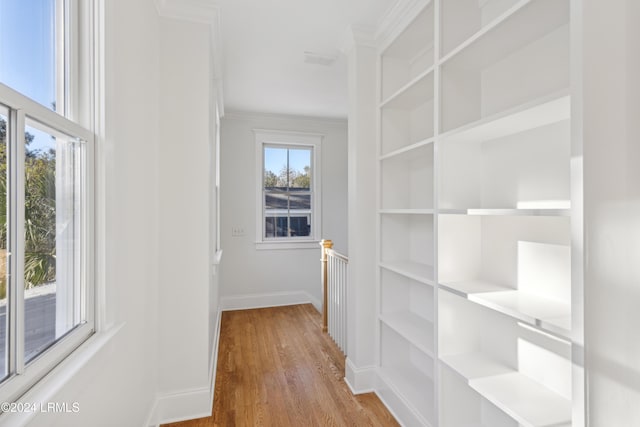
[19,0,162,425]
[582,0,640,425]
[343,34,378,393]
[4,1,221,426]
[219,112,347,309]
[155,15,214,418]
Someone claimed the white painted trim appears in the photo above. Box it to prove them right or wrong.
[221,291,321,312]
[147,386,211,427]
[254,130,323,246]
[344,358,376,394]
[146,308,222,427]
[208,309,222,414]
[255,240,320,250]
[374,389,418,427]
[375,370,429,427]
[212,250,223,276]
[154,0,218,25]
[1,323,124,427]
[155,0,225,116]
[342,25,377,53]
[377,0,432,53]
[224,110,348,127]
[253,128,326,138]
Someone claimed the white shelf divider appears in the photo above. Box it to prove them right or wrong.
[378,365,435,426]
[380,67,435,109]
[469,372,571,427]
[440,0,569,68]
[439,93,569,145]
[380,137,434,161]
[440,280,571,338]
[439,280,511,298]
[441,352,571,427]
[438,207,570,217]
[471,290,571,338]
[379,312,435,358]
[440,352,512,382]
[380,209,435,215]
[380,260,435,286]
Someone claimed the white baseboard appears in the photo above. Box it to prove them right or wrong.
[148,386,211,426]
[220,290,321,312]
[344,358,376,394]
[145,308,223,427]
[207,308,222,414]
[376,369,429,427]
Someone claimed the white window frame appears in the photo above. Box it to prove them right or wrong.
[0,0,96,403]
[254,129,322,250]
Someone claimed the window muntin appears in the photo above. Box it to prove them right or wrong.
[0,106,9,381]
[255,130,322,248]
[0,0,94,403]
[263,145,313,240]
[23,119,86,365]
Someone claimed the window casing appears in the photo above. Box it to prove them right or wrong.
[255,130,322,249]
[0,0,95,402]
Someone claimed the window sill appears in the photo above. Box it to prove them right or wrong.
[255,240,320,250]
[1,322,125,426]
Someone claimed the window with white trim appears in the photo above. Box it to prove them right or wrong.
[0,0,95,402]
[255,130,321,249]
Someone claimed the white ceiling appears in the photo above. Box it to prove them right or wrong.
[217,0,393,119]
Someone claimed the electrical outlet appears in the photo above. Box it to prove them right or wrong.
[231,227,245,237]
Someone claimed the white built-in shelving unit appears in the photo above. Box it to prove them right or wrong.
[377,3,437,425]
[374,0,582,425]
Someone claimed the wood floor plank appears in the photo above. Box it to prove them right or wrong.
[162,304,399,427]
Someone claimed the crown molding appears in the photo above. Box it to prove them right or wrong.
[155,0,218,25]
[342,24,377,53]
[223,110,348,127]
[155,0,225,114]
[376,0,431,51]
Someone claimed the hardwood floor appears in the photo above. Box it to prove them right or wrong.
[163,304,399,427]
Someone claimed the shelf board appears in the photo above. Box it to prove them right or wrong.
[380,137,434,161]
[439,92,570,145]
[380,312,435,358]
[472,290,571,338]
[440,0,569,70]
[470,372,571,427]
[440,281,571,337]
[380,260,435,286]
[380,67,435,109]
[440,352,513,381]
[382,1,434,59]
[438,207,570,217]
[378,364,435,426]
[379,209,435,215]
[441,353,571,426]
[439,280,511,298]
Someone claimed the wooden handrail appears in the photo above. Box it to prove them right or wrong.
[320,239,333,333]
[325,248,349,263]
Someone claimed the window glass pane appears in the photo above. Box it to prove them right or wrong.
[0,0,58,111]
[0,109,8,379]
[289,192,311,210]
[263,144,314,240]
[264,147,287,190]
[289,216,310,237]
[265,216,288,238]
[265,192,288,210]
[24,120,83,364]
[288,148,311,189]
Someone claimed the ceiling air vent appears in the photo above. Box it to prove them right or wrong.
[303,51,337,66]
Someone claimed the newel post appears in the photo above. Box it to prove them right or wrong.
[320,239,333,332]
